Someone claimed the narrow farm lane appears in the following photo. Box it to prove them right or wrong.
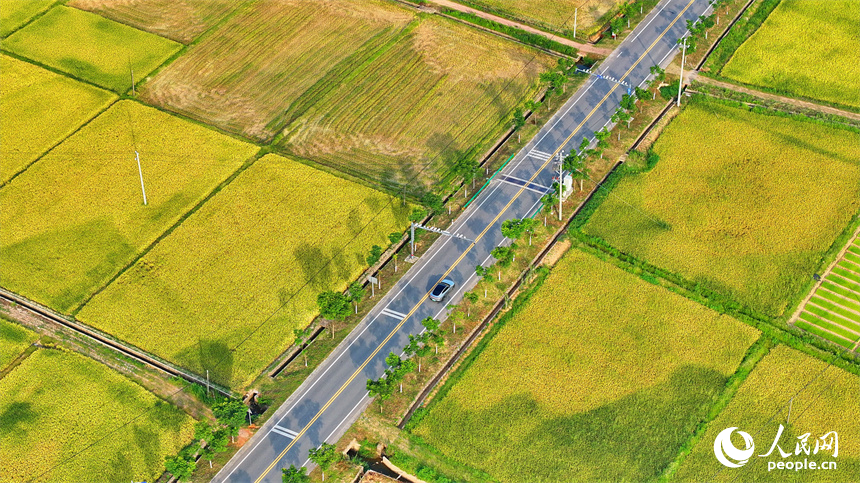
[427,0,614,56]
[214,1,715,481]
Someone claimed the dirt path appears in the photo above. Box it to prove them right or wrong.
[426,0,613,56]
[696,75,860,121]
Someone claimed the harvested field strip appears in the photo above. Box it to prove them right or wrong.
[0,100,258,314]
[68,0,237,44]
[280,14,549,188]
[142,0,414,141]
[673,345,860,481]
[77,153,410,389]
[0,54,116,184]
[273,23,414,132]
[0,0,60,37]
[412,249,759,482]
[0,348,196,482]
[3,6,181,93]
[582,97,860,316]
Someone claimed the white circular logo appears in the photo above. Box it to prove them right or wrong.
[714,427,755,468]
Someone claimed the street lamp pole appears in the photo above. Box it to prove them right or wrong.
[557,153,563,221]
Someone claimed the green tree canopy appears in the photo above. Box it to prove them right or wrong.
[317,291,351,321]
[282,464,310,483]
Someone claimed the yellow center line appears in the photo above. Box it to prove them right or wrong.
[253,1,695,480]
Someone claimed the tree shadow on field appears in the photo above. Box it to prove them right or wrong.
[196,339,234,388]
[426,132,462,179]
[294,243,333,290]
[428,365,727,482]
[0,401,38,434]
[769,128,858,167]
[480,82,516,121]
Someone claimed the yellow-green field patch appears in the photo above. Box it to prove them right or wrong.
[77,154,410,389]
[584,99,860,316]
[0,0,61,36]
[279,14,550,188]
[413,249,759,482]
[68,0,236,44]
[0,100,258,314]
[721,0,860,109]
[0,54,116,183]
[673,345,859,482]
[3,6,181,92]
[0,318,37,368]
[0,348,195,482]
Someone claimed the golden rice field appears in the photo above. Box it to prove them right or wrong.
[0,0,60,36]
[0,54,116,184]
[673,345,860,482]
[0,100,258,314]
[68,0,237,44]
[722,0,860,109]
[413,249,759,482]
[453,0,623,37]
[0,348,196,483]
[142,0,414,141]
[77,154,410,389]
[0,318,37,368]
[279,14,550,188]
[3,6,181,92]
[584,99,860,316]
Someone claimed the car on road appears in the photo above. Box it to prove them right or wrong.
[429,279,455,302]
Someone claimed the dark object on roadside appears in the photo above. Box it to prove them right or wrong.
[813,274,821,282]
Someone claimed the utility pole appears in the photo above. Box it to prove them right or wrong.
[677,37,687,108]
[206,370,210,397]
[573,8,578,38]
[136,151,147,205]
[131,66,135,96]
[557,153,562,221]
[787,396,794,424]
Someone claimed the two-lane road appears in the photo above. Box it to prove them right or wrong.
[215,1,713,481]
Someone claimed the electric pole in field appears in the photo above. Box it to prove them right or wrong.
[677,37,687,107]
[136,150,148,205]
[573,8,578,38]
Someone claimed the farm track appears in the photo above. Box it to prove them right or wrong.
[695,75,860,121]
[427,0,613,56]
[0,288,234,397]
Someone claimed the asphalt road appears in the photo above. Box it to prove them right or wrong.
[214,1,714,481]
